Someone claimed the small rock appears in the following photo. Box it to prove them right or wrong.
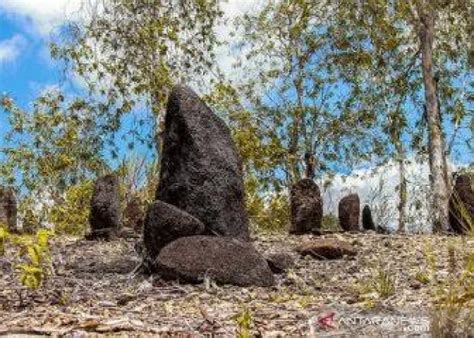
[155,236,274,286]
[296,239,356,259]
[449,173,473,235]
[289,179,323,234]
[88,174,121,240]
[362,205,375,231]
[0,186,17,233]
[266,253,294,274]
[338,193,360,231]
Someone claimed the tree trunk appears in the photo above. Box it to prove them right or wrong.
[418,10,450,233]
[397,149,407,233]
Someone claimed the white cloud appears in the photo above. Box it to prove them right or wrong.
[0,0,83,36]
[0,34,27,65]
[320,158,461,233]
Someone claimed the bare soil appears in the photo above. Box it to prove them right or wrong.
[1,232,473,336]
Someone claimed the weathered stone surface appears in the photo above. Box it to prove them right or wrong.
[155,236,274,286]
[143,200,205,261]
[449,174,473,234]
[124,196,145,231]
[289,179,323,235]
[156,85,249,240]
[338,194,360,231]
[0,186,17,232]
[362,205,375,231]
[88,174,121,239]
[266,252,294,274]
[296,239,356,259]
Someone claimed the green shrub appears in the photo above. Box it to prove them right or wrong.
[0,226,53,290]
[49,180,93,236]
[321,214,341,232]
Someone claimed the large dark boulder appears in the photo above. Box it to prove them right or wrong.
[143,200,205,261]
[0,186,17,232]
[88,174,121,239]
[289,179,323,234]
[449,174,473,234]
[362,205,375,231]
[155,236,274,286]
[338,193,360,231]
[156,85,249,240]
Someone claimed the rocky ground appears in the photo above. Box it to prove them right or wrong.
[1,232,473,337]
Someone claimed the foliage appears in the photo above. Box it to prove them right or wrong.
[234,307,253,338]
[355,266,396,301]
[0,226,53,290]
[321,214,341,232]
[52,0,224,150]
[48,180,94,236]
[234,0,377,185]
[428,242,474,336]
[0,90,106,196]
[245,175,289,233]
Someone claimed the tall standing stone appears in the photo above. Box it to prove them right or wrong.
[289,178,323,234]
[449,174,473,235]
[362,205,375,231]
[0,186,17,232]
[156,85,249,240]
[338,193,360,231]
[88,174,121,239]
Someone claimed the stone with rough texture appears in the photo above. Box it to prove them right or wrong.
[156,85,249,240]
[88,174,121,239]
[144,200,205,260]
[0,186,17,232]
[296,239,356,259]
[449,174,473,234]
[362,205,375,231]
[266,252,294,274]
[155,236,274,286]
[338,194,360,231]
[289,179,323,235]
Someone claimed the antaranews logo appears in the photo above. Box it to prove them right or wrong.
[308,312,430,334]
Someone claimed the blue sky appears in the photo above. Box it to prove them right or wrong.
[0,2,157,165]
[0,1,471,168]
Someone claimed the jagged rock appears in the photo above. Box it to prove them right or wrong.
[88,174,121,240]
[289,179,323,235]
[296,239,356,259]
[0,186,17,232]
[266,252,294,274]
[124,196,145,231]
[449,174,473,234]
[362,205,375,231]
[155,236,274,286]
[338,194,360,231]
[143,200,205,261]
[156,85,249,240]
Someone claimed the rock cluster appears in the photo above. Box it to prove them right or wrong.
[338,193,360,231]
[88,174,121,239]
[144,85,272,286]
[449,174,473,235]
[0,186,17,232]
[289,178,323,235]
